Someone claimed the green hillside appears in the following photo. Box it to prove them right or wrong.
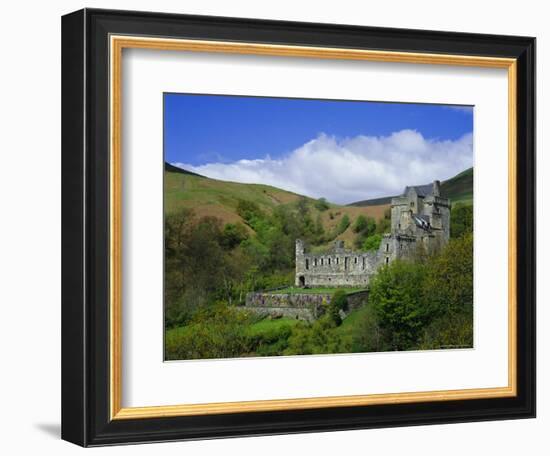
[165,164,306,221]
[164,164,390,242]
[440,167,473,204]
[348,167,473,207]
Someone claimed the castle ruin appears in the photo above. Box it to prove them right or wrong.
[295,180,450,288]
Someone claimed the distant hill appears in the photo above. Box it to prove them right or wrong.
[164,163,389,243]
[164,162,204,177]
[348,167,473,207]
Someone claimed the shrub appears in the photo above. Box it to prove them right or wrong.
[284,316,346,355]
[165,303,252,360]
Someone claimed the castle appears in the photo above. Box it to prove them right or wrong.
[295,180,450,288]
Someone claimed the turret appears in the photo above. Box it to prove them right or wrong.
[432,180,441,197]
[295,239,306,286]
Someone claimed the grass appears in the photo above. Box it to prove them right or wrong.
[164,167,388,243]
[246,317,300,336]
[270,286,367,295]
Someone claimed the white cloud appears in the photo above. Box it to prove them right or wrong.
[172,129,473,205]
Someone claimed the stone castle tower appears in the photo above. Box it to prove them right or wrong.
[295,180,451,287]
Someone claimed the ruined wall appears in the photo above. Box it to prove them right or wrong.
[295,248,379,287]
[245,292,330,322]
[244,290,370,322]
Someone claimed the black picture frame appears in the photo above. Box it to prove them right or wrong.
[62,8,536,447]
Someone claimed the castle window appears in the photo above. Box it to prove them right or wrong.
[362,258,366,269]
[385,257,389,265]
[305,259,309,270]
[314,258,317,266]
[336,257,339,265]
[385,243,389,252]
[354,257,358,264]
[320,258,324,266]
[328,258,331,265]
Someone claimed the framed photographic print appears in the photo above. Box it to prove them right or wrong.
[61,8,536,447]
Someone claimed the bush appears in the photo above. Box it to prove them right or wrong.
[284,316,346,355]
[165,303,252,360]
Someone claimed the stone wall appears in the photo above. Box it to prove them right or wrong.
[244,290,369,322]
[295,246,380,288]
[244,292,330,322]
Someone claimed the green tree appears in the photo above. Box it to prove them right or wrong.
[353,215,376,235]
[376,208,392,234]
[362,233,382,251]
[369,260,431,350]
[220,222,249,249]
[351,305,386,353]
[327,289,348,326]
[314,197,330,211]
[450,203,473,238]
[337,214,351,234]
[423,233,473,316]
[236,199,264,224]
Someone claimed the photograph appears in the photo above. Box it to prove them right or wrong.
[163,94,475,361]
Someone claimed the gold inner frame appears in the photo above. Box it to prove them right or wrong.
[109,35,518,420]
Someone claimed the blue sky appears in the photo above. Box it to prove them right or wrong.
[165,93,473,204]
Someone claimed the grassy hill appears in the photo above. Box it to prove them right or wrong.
[348,167,473,207]
[165,164,389,244]
[440,167,473,204]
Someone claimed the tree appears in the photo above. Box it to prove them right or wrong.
[314,197,330,211]
[220,223,249,249]
[369,260,431,350]
[376,208,392,234]
[337,214,351,234]
[423,233,473,316]
[351,305,385,353]
[450,203,473,238]
[353,215,376,235]
[327,289,348,326]
[362,233,382,251]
